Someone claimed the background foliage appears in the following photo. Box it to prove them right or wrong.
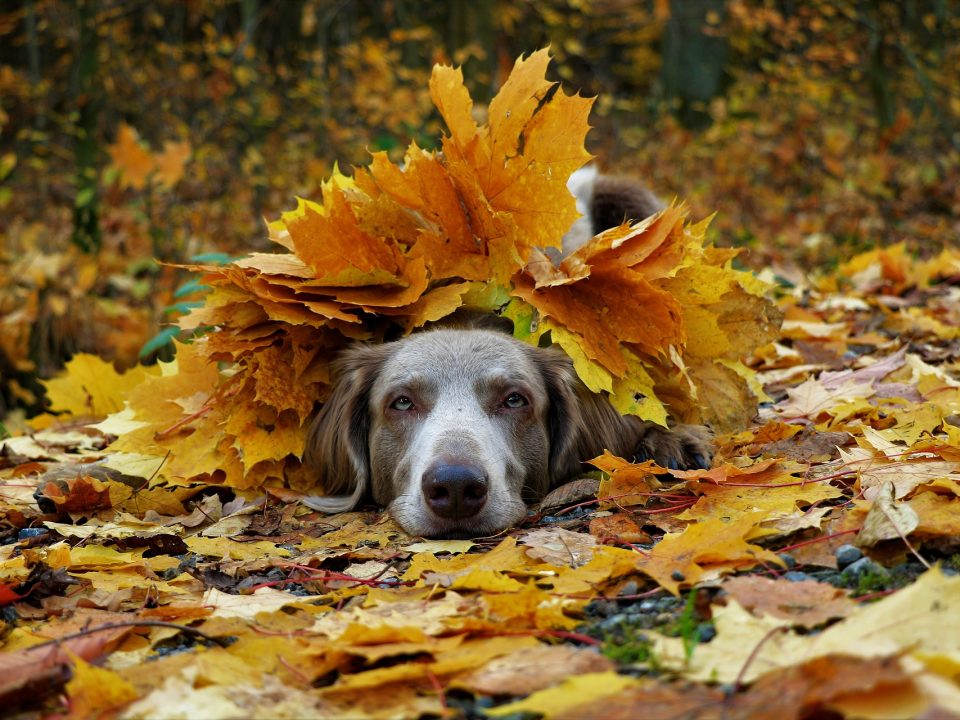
[0,0,958,417]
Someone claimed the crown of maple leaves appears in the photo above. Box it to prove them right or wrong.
[107,49,780,491]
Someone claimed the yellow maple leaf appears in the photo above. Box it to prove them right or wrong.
[638,512,784,594]
[36,354,159,425]
[65,656,139,719]
[486,671,640,718]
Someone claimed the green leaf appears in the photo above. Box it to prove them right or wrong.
[190,252,235,265]
[139,326,182,359]
[75,186,96,208]
[173,279,210,299]
[162,301,204,316]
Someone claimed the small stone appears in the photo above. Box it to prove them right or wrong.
[599,615,626,632]
[656,597,676,611]
[814,570,842,586]
[778,553,797,568]
[588,600,619,617]
[639,599,658,612]
[619,581,640,597]
[835,544,863,569]
[783,571,809,582]
[697,623,717,642]
[841,556,889,581]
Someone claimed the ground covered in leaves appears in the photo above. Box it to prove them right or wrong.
[2,50,960,719]
[2,247,960,718]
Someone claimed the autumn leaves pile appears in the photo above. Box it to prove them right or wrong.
[107,50,780,494]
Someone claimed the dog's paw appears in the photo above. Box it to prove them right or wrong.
[633,423,713,470]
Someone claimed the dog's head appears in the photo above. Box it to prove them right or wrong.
[302,329,591,538]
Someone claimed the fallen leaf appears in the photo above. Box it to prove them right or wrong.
[856,480,920,547]
[457,644,614,697]
[521,527,597,567]
[720,575,858,628]
[485,671,640,718]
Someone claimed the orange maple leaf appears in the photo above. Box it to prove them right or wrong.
[153,139,191,189]
[107,123,155,190]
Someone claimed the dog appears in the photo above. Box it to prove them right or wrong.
[302,168,710,538]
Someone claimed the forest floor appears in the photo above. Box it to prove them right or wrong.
[2,48,960,719]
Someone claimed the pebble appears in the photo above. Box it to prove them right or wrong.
[639,599,658,612]
[783,571,809,582]
[590,600,619,617]
[597,615,623,632]
[697,623,717,642]
[841,556,889,581]
[619,581,640,597]
[656,597,676,611]
[778,553,797,568]
[835,544,863,569]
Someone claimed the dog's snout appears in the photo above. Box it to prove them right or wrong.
[421,463,488,520]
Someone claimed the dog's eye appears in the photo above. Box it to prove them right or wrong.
[390,396,414,411]
[503,392,528,409]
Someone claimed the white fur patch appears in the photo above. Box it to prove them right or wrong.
[561,165,598,256]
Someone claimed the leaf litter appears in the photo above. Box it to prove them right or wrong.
[1,50,960,718]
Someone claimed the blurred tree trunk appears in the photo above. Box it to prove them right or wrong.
[866,24,895,130]
[660,0,727,129]
[71,0,101,253]
[241,0,267,227]
[25,0,40,86]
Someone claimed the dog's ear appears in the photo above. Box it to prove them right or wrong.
[302,343,390,514]
[531,348,591,495]
[534,346,670,490]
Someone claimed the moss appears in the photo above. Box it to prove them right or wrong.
[599,619,659,667]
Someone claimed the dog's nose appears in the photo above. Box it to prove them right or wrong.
[421,463,488,520]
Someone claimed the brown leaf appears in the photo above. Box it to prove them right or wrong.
[538,476,600,510]
[554,680,724,720]
[727,655,916,720]
[720,575,858,628]
[458,645,614,697]
[589,513,651,544]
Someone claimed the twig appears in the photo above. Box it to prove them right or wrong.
[274,562,413,587]
[278,654,312,684]
[155,381,241,440]
[425,668,450,718]
[730,625,789,695]
[777,528,859,553]
[876,503,930,569]
[27,620,229,651]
